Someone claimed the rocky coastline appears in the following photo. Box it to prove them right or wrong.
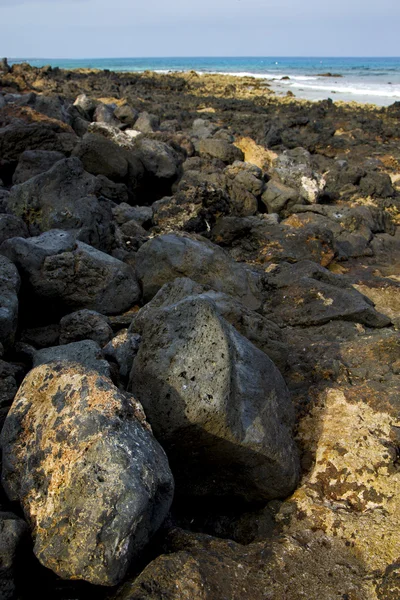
[0,58,399,599]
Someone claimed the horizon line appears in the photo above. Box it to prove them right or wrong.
[8,55,400,60]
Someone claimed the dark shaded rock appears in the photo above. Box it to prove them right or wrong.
[93,103,119,126]
[198,139,244,164]
[359,171,395,198]
[73,94,97,117]
[130,277,288,370]
[6,157,115,251]
[72,133,129,180]
[0,215,28,246]
[20,324,60,349]
[114,104,139,127]
[0,59,10,74]
[134,112,159,134]
[59,309,113,347]
[262,261,391,328]
[0,361,22,409]
[1,362,174,586]
[0,512,29,600]
[103,330,141,382]
[95,175,129,205]
[135,233,262,308]
[33,339,111,376]
[134,138,180,200]
[0,256,20,348]
[1,230,140,315]
[12,149,65,184]
[261,180,301,215]
[130,296,299,502]
[212,216,336,267]
[112,203,153,226]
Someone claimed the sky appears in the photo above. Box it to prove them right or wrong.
[0,0,399,58]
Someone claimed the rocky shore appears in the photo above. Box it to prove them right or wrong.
[0,58,399,599]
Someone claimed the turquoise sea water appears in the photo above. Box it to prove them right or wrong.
[9,57,400,106]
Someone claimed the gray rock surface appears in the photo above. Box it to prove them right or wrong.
[1,362,174,586]
[72,133,129,180]
[60,309,113,347]
[0,215,28,246]
[0,256,20,348]
[135,233,262,308]
[129,296,300,502]
[134,112,159,134]
[198,139,244,164]
[0,512,29,600]
[1,230,140,315]
[33,339,111,376]
[12,149,65,184]
[6,157,115,251]
[103,330,141,381]
[130,277,288,370]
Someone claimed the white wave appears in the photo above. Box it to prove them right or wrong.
[288,81,400,99]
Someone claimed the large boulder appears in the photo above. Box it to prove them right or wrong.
[198,139,244,164]
[59,309,113,346]
[133,138,181,200]
[135,234,262,309]
[0,215,28,246]
[130,277,288,370]
[7,157,115,252]
[33,340,111,377]
[0,256,20,348]
[72,133,129,181]
[262,261,392,328]
[129,296,300,502]
[271,147,326,204]
[1,230,140,315]
[1,362,174,586]
[12,149,65,185]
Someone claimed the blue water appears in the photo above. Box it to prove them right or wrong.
[9,57,400,106]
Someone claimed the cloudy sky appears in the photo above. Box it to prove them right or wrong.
[0,0,398,58]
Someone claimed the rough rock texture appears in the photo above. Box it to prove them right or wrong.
[135,234,262,308]
[1,230,140,315]
[72,133,129,181]
[103,330,141,382]
[0,215,28,246]
[6,157,115,251]
[1,362,174,586]
[59,309,113,347]
[0,256,20,348]
[130,277,288,370]
[12,149,65,185]
[198,139,244,164]
[130,296,300,502]
[0,512,29,600]
[33,339,111,376]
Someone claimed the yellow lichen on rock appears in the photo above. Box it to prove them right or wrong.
[282,389,400,573]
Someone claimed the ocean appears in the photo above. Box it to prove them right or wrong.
[9,57,400,107]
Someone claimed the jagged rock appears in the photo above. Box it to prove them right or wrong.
[1,230,140,315]
[135,234,262,308]
[0,256,20,348]
[103,330,141,382]
[1,362,174,586]
[12,149,65,185]
[261,179,301,215]
[359,171,395,198]
[198,139,244,164]
[212,216,336,267]
[6,157,115,251]
[72,133,129,180]
[95,175,129,204]
[73,93,97,117]
[0,512,29,600]
[93,103,119,126]
[129,296,300,501]
[112,203,153,226]
[262,261,391,327]
[59,309,113,347]
[114,104,139,127]
[134,138,180,199]
[134,112,159,134]
[130,277,288,370]
[0,361,21,409]
[33,339,111,376]
[20,324,60,348]
[0,215,28,246]
[271,147,326,203]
